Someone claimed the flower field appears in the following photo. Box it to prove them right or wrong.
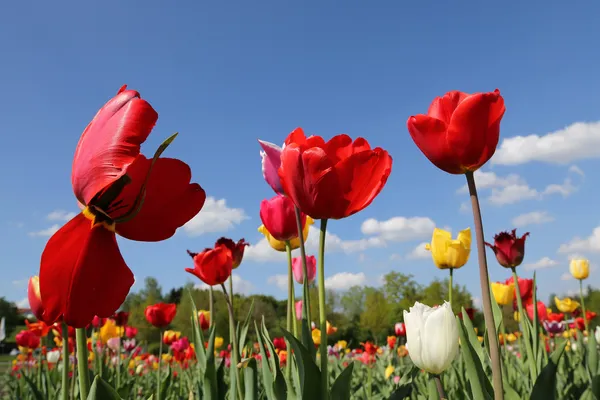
[2,87,599,400]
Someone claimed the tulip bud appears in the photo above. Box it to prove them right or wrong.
[491,282,515,305]
[570,258,590,280]
[292,255,317,284]
[394,322,406,337]
[403,302,458,374]
[485,229,529,268]
[46,349,61,364]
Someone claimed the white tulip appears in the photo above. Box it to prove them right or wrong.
[46,350,60,364]
[403,301,459,375]
[595,326,600,344]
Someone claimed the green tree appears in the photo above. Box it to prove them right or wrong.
[122,277,165,348]
[0,298,21,341]
[382,272,423,321]
[359,287,391,343]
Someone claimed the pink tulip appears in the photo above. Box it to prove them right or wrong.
[295,301,303,320]
[258,140,284,194]
[107,337,120,352]
[171,337,190,352]
[292,255,316,284]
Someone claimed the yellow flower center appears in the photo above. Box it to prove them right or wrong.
[83,206,116,232]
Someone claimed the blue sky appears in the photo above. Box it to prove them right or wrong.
[2,1,600,310]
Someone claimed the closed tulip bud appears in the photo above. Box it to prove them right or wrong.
[525,300,548,321]
[394,322,406,337]
[15,330,40,350]
[258,216,314,252]
[570,258,590,280]
[425,228,471,269]
[403,302,458,375]
[260,195,305,242]
[485,229,529,268]
[491,282,515,305]
[198,310,210,330]
[125,326,138,339]
[295,301,303,320]
[144,303,177,328]
[312,329,321,346]
[385,365,395,379]
[46,349,60,364]
[554,296,580,313]
[505,276,533,302]
[292,255,317,284]
[163,330,181,346]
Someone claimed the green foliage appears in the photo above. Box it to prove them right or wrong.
[0,297,23,342]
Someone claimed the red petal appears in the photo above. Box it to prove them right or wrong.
[71,88,158,205]
[324,134,371,164]
[112,156,206,242]
[427,91,470,124]
[284,127,307,146]
[407,115,463,174]
[39,214,134,328]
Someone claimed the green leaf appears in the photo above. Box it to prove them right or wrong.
[22,373,44,400]
[461,306,485,364]
[159,365,171,400]
[216,360,227,400]
[330,362,354,400]
[243,358,259,400]
[202,325,219,400]
[530,341,567,400]
[592,375,600,399]
[87,375,124,400]
[457,316,493,400]
[282,329,321,400]
[301,318,316,361]
[239,299,255,351]
[587,324,598,377]
[255,320,275,400]
[188,289,208,373]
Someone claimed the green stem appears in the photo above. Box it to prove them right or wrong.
[228,275,235,342]
[294,206,312,326]
[285,241,293,382]
[37,341,43,387]
[432,374,447,400]
[511,267,536,381]
[75,328,90,400]
[579,279,589,331]
[367,366,373,398]
[291,283,299,338]
[465,171,504,400]
[209,286,214,326]
[157,329,163,400]
[221,284,243,399]
[448,268,454,309]
[317,218,328,399]
[61,324,69,400]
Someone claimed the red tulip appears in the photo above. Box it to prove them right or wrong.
[91,316,107,328]
[505,276,533,302]
[25,320,51,337]
[586,310,597,321]
[362,341,378,356]
[387,336,397,348]
[198,311,210,330]
[186,245,233,286]
[525,300,548,321]
[547,312,564,322]
[260,194,306,241]
[570,318,585,331]
[125,326,138,338]
[16,330,40,349]
[278,128,392,220]
[27,276,48,323]
[407,89,505,174]
[112,311,129,327]
[273,337,287,351]
[394,322,406,337]
[145,303,177,328]
[38,86,206,328]
[292,255,316,284]
[215,238,249,269]
[485,229,530,269]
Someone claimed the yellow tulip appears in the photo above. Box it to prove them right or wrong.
[554,296,580,313]
[215,337,224,349]
[570,258,590,280]
[162,354,173,362]
[336,340,347,350]
[312,329,321,346]
[491,282,515,305]
[425,228,471,269]
[88,352,95,362]
[99,319,123,344]
[152,362,159,370]
[506,333,517,343]
[128,360,135,369]
[385,365,395,379]
[258,217,314,252]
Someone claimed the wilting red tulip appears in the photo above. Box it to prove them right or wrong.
[186,245,233,286]
[112,311,129,327]
[38,86,206,327]
[273,337,287,351]
[407,89,505,174]
[258,140,285,194]
[215,237,249,269]
[485,229,530,269]
[278,128,392,220]
[394,322,406,337]
[292,255,316,284]
[144,303,177,328]
[505,276,533,302]
[525,300,548,321]
[16,330,40,349]
[27,276,47,323]
[260,194,306,241]
[125,326,138,338]
[91,316,107,328]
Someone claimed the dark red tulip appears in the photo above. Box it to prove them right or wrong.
[38,86,206,328]
[459,308,475,320]
[278,128,392,220]
[215,238,249,269]
[186,245,233,286]
[486,229,530,268]
[407,89,505,174]
[145,303,177,328]
[260,194,306,241]
[112,311,129,327]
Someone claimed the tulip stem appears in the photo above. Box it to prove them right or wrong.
[285,241,293,382]
[294,206,312,326]
[511,267,536,381]
[75,328,90,400]
[579,279,589,331]
[209,286,214,327]
[448,268,454,309]
[465,171,504,400]
[61,323,69,400]
[317,218,329,398]
[157,329,163,400]
[221,283,243,399]
[432,374,447,400]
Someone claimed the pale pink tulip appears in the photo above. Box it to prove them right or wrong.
[292,255,316,284]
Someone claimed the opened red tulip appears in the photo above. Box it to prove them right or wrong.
[215,237,249,269]
[145,303,177,328]
[112,311,130,327]
[407,89,505,174]
[38,86,206,328]
[506,276,533,302]
[486,229,530,268]
[260,194,306,241]
[278,128,392,219]
[186,245,233,286]
[16,330,40,349]
[273,337,287,351]
[292,255,316,284]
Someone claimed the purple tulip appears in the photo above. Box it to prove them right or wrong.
[542,320,565,334]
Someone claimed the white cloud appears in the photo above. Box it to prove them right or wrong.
[16,298,29,309]
[193,274,254,295]
[569,165,585,177]
[459,202,470,214]
[267,275,288,291]
[28,224,61,237]
[361,216,435,242]
[183,197,248,236]
[47,210,76,222]
[457,171,525,194]
[389,253,402,261]
[407,242,430,259]
[243,238,287,263]
[524,257,558,270]
[472,297,482,308]
[560,273,572,281]
[488,178,577,206]
[558,226,600,254]
[493,121,600,165]
[511,211,554,227]
[324,272,367,290]
[12,279,28,287]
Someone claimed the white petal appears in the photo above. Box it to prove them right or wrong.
[420,302,458,374]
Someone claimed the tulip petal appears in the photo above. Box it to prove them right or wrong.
[323,134,371,164]
[72,87,158,205]
[407,115,463,174]
[284,127,307,146]
[39,213,134,328]
[404,303,427,369]
[426,91,471,124]
[113,156,206,242]
[258,140,284,194]
[421,303,458,374]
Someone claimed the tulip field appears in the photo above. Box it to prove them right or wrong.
[2,87,600,400]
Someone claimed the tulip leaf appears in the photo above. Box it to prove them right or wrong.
[216,360,227,400]
[330,361,354,400]
[22,373,44,400]
[488,284,504,335]
[301,317,316,361]
[243,358,259,400]
[457,317,493,400]
[188,289,207,373]
[239,299,255,354]
[282,329,321,400]
[87,375,124,400]
[461,307,485,364]
[159,365,171,400]
[261,321,287,400]
[530,340,567,400]
[202,325,219,400]
[587,325,598,377]
[254,320,275,400]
